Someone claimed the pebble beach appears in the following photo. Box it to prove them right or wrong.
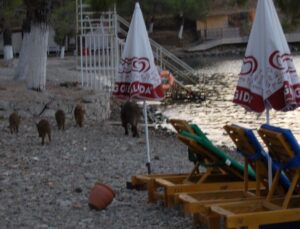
[0,57,199,229]
[1,55,300,229]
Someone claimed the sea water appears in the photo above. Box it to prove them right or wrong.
[162,54,300,146]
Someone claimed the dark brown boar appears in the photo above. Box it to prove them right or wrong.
[9,112,20,134]
[74,104,85,127]
[55,109,65,130]
[36,119,51,145]
[121,101,141,137]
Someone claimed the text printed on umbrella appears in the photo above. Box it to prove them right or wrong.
[113,81,161,99]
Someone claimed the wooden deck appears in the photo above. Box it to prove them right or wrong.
[187,32,300,52]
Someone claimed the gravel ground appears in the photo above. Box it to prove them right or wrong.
[0,57,203,229]
[0,117,198,229]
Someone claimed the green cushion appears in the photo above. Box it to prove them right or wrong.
[180,128,256,179]
[190,124,209,141]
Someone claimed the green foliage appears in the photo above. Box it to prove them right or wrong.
[138,0,171,17]
[86,0,208,22]
[165,0,209,20]
[0,0,24,30]
[51,0,76,46]
[87,0,133,17]
[115,0,134,17]
[229,0,248,7]
[23,0,53,24]
[275,0,300,30]
[115,0,173,19]
[88,0,120,11]
[235,0,248,6]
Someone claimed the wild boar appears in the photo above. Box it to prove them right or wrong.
[74,104,85,127]
[9,112,20,134]
[121,101,141,137]
[36,119,51,145]
[55,109,65,130]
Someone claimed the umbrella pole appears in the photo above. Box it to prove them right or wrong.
[143,101,151,174]
[266,108,272,189]
[266,108,270,124]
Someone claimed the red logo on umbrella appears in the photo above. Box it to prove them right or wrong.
[240,56,258,75]
[119,57,150,74]
[269,50,296,73]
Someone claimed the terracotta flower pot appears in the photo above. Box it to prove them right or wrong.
[88,182,115,210]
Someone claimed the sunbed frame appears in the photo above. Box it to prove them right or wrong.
[211,126,300,229]
[131,120,257,206]
[178,124,289,229]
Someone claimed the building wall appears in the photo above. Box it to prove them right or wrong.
[196,15,228,31]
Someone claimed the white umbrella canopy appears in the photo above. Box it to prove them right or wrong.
[113,2,164,174]
[113,2,164,100]
[233,0,300,113]
[233,0,300,187]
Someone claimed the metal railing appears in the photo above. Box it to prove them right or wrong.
[77,6,119,91]
[76,1,198,92]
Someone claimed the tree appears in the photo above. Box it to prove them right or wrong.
[16,0,52,91]
[229,0,249,7]
[275,0,300,31]
[0,0,23,64]
[89,0,111,11]
[51,0,76,58]
[112,0,172,33]
[166,0,209,40]
[88,0,134,17]
[15,10,31,79]
[115,0,135,18]
[88,0,121,11]
[137,0,170,34]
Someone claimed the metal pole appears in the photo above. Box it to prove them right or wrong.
[114,6,119,91]
[76,0,78,56]
[263,0,272,189]
[79,0,84,84]
[143,101,151,174]
[266,107,272,189]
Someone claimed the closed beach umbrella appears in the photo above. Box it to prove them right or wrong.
[233,0,300,186]
[113,2,164,173]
